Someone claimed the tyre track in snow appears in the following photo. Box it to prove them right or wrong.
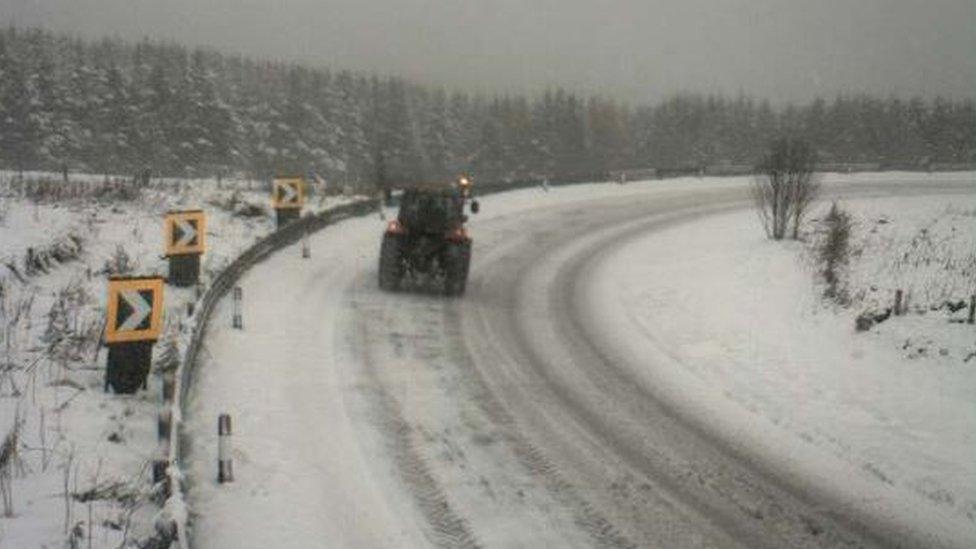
[444,301,637,549]
[187,176,974,548]
[457,179,975,548]
[461,194,775,548]
[346,289,482,549]
[344,266,634,548]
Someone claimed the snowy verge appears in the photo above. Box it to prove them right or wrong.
[0,180,274,548]
[0,171,363,548]
[579,187,975,547]
[164,198,379,547]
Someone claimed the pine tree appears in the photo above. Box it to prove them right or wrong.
[0,34,41,173]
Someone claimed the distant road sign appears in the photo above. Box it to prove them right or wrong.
[165,210,206,256]
[106,276,164,343]
[273,177,305,209]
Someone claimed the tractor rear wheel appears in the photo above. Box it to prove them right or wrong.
[378,233,404,291]
[443,241,470,296]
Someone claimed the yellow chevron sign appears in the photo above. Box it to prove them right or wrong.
[164,210,206,256]
[272,177,305,209]
[105,276,165,344]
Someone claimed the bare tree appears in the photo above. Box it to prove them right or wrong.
[753,137,819,240]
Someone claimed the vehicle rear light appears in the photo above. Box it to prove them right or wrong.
[387,220,406,234]
[446,227,468,242]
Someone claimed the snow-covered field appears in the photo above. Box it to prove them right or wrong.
[586,191,976,534]
[3,169,973,547]
[0,171,356,547]
[183,171,974,547]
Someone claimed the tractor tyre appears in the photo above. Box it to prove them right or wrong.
[378,233,404,291]
[443,241,470,296]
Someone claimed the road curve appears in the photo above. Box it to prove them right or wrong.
[187,176,975,548]
[456,178,975,548]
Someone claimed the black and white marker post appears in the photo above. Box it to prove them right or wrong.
[218,413,234,483]
[232,286,243,329]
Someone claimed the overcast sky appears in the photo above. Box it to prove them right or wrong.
[3,0,974,104]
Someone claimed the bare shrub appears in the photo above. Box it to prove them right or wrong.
[0,409,25,517]
[207,189,266,218]
[819,202,853,303]
[50,235,84,264]
[91,178,142,203]
[155,334,181,378]
[753,137,820,240]
[24,247,50,276]
[226,190,242,212]
[3,261,26,284]
[234,202,267,218]
[1,290,35,387]
[102,245,134,276]
[21,235,84,278]
[73,479,138,505]
[6,175,144,204]
[43,279,92,361]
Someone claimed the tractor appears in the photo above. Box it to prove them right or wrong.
[378,180,479,295]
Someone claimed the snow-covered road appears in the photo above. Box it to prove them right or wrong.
[184,175,975,548]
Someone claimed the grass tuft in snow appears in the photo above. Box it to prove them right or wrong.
[0,407,24,517]
[816,202,854,305]
[101,245,136,277]
[805,198,976,357]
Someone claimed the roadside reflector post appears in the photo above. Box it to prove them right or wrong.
[894,289,903,316]
[158,408,172,442]
[302,230,311,259]
[232,286,243,329]
[161,369,176,402]
[218,414,234,483]
[104,277,164,394]
[968,295,975,325]
[164,210,206,287]
[159,366,175,445]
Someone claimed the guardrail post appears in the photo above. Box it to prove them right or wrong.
[159,367,175,440]
[152,454,170,497]
[232,287,243,329]
[302,230,310,259]
[218,414,234,483]
[158,408,172,442]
